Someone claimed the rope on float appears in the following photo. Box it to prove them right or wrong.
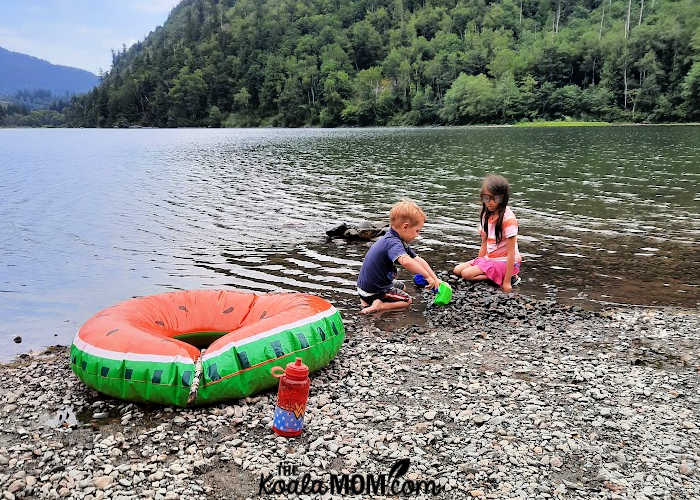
[187,350,204,405]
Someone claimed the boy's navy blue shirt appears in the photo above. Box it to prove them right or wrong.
[357,227,417,294]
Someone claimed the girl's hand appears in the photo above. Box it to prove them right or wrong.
[502,282,512,293]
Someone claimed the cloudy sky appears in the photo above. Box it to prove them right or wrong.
[0,0,182,75]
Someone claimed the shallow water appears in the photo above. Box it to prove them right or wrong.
[1,126,698,359]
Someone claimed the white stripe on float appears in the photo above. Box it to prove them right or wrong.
[73,336,195,365]
[202,306,338,362]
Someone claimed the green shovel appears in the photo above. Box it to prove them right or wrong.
[433,282,452,306]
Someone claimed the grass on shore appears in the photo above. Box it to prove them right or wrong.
[515,120,611,127]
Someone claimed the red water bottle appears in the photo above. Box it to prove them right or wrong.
[271,358,310,437]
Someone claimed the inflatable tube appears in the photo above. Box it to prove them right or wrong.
[70,290,345,406]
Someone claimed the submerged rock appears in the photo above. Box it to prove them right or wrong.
[326,221,389,241]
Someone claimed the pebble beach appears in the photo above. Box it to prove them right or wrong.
[1,276,698,499]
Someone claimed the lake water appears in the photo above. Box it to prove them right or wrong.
[1,126,698,359]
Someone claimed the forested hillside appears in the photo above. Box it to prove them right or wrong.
[65,0,700,127]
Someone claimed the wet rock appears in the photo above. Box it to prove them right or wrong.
[325,221,389,241]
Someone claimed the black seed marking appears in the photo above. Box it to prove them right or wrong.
[179,305,188,312]
[208,363,220,381]
[223,306,234,314]
[297,333,309,349]
[260,311,267,319]
[155,320,164,326]
[106,328,119,336]
[237,351,250,369]
[270,340,284,357]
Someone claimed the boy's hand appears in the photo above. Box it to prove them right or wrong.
[428,277,441,290]
[502,282,512,293]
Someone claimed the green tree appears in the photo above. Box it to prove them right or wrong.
[207,105,223,127]
[518,74,539,119]
[632,50,664,119]
[233,87,251,111]
[550,85,583,117]
[439,73,498,124]
[495,72,523,121]
[349,21,384,70]
[168,67,208,126]
[681,61,700,120]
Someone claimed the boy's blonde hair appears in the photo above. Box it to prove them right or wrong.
[389,200,426,226]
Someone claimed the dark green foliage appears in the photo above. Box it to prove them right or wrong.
[0,90,70,127]
[64,0,700,127]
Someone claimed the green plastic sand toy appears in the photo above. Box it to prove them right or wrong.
[433,282,452,306]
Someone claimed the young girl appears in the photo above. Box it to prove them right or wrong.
[453,174,521,292]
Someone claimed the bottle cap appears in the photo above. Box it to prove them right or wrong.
[285,357,309,380]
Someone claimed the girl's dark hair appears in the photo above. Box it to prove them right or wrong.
[480,174,510,244]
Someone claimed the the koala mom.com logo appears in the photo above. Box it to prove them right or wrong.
[258,458,442,496]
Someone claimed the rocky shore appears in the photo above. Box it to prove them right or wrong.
[1,277,698,499]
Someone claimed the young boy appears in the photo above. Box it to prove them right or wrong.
[357,200,442,314]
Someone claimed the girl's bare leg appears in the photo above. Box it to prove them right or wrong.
[453,262,470,275]
[460,265,488,281]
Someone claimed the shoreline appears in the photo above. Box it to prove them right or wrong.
[2,122,700,131]
[1,278,698,499]
[3,291,696,366]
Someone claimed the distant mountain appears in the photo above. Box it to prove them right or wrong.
[0,46,98,97]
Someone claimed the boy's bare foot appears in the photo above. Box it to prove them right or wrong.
[360,298,383,314]
[360,298,411,314]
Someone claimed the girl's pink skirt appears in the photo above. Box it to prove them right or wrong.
[469,258,521,286]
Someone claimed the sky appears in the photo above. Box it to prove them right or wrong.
[0,0,182,75]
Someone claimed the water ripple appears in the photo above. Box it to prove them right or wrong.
[0,126,698,359]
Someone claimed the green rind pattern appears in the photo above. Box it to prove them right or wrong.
[69,310,345,406]
[198,311,345,404]
[69,345,193,406]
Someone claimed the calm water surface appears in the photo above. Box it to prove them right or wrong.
[1,127,698,359]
